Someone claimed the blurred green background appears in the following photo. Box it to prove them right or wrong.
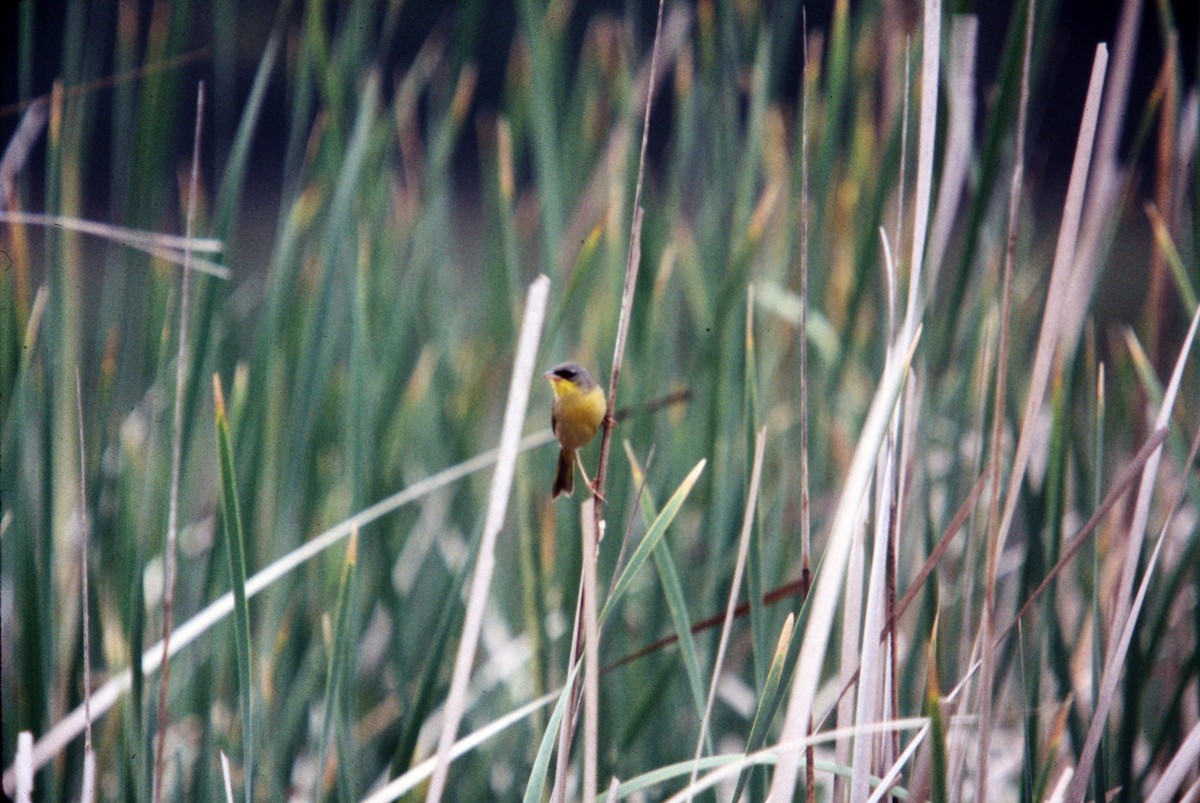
[2,0,1198,800]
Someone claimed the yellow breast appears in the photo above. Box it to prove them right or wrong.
[551,381,607,450]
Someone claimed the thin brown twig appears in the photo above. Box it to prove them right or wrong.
[798,7,811,579]
[592,207,644,512]
[551,1,666,798]
[606,464,992,725]
[977,0,1036,795]
[816,465,992,730]
[591,0,668,511]
[601,577,808,674]
[612,389,691,422]
[1,48,211,118]
[997,426,1172,645]
[152,82,205,803]
[798,10,815,796]
[552,209,649,795]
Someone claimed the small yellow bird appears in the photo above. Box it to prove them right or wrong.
[544,362,607,499]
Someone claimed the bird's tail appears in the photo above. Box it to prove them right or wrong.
[552,448,575,498]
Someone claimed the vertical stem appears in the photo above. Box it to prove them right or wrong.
[76,369,95,802]
[797,13,816,800]
[152,81,205,803]
[978,2,1035,796]
[581,501,600,803]
[554,3,666,797]
[426,276,550,803]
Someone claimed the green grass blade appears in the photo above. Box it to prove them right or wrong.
[730,613,795,803]
[213,376,255,802]
[313,532,358,803]
[522,663,581,803]
[598,460,706,626]
[650,541,710,736]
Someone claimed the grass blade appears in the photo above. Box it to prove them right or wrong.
[360,687,562,803]
[312,530,358,802]
[730,613,796,803]
[212,375,255,802]
[152,81,206,803]
[771,325,922,799]
[598,460,707,626]
[522,666,581,803]
[687,428,766,793]
[426,275,550,802]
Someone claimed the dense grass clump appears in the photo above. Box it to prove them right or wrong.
[2,0,1199,800]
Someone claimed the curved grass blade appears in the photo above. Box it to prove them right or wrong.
[598,459,707,626]
[213,375,254,802]
[522,663,581,803]
[621,445,711,733]
[651,720,924,803]
[361,687,559,803]
[312,530,358,803]
[730,613,795,803]
[651,537,710,739]
[925,637,948,803]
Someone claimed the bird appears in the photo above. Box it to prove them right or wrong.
[544,362,607,499]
